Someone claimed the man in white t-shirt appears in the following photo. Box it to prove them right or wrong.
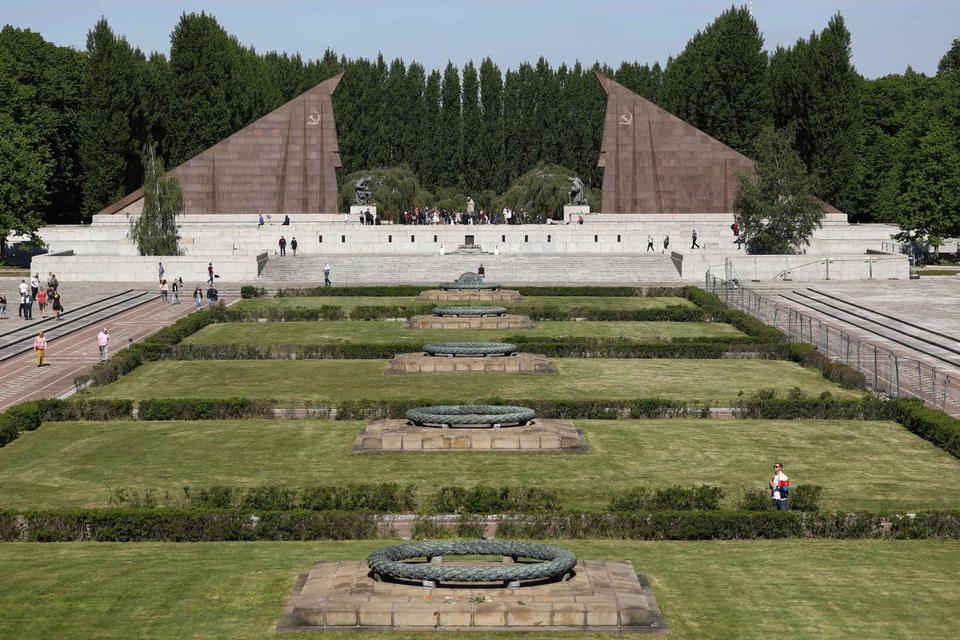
[770,462,790,511]
[97,328,110,362]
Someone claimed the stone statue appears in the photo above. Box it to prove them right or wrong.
[354,177,373,206]
[568,176,587,206]
[466,197,475,214]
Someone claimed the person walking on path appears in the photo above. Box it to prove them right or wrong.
[171,279,179,304]
[158,262,165,284]
[21,291,33,320]
[290,237,298,256]
[30,274,40,301]
[207,263,214,285]
[646,235,655,252]
[691,229,699,250]
[662,234,670,253]
[279,235,287,256]
[51,291,63,320]
[97,327,110,362]
[206,285,219,309]
[323,263,332,287]
[478,264,486,283]
[193,287,203,310]
[160,279,169,303]
[48,273,59,292]
[34,331,46,367]
[258,214,264,228]
[36,288,47,318]
[0,293,7,319]
[770,463,790,511]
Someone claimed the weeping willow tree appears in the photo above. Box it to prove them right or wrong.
[499,164,598,220]
[130,146,182,255]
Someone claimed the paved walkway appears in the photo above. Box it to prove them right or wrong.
[0,298,199,411]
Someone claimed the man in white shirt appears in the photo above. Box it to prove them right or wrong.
[770,463,790,511]
[97,328,110,362]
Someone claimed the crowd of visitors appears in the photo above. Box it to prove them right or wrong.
[2,273,62,322]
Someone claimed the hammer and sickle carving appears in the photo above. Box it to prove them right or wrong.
[619,111,633,126]
[306,110,321,126]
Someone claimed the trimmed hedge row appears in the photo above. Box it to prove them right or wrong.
[430,486,560,514]
[274,285,689,298]
[137,398,276,421]
[887,397,960,459]
[2,509,957,541]
[682,287,784,340]
[239,285,267,299]
[180,483,417,512]
[786,343,867,390]
[0,399,133,447]
[329,398,710,420]
[609,486,724,511]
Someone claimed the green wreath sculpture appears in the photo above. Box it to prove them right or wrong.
[368,540,577,586]
[432,306,507,317]
[439,282,501,291]
[406,405,536,427]
[423,342,517,357]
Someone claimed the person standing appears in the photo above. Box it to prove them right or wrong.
[34,331,46,367]
[194,287,203,310]
[691,229,699,250]
[279,235,287,256]
[291,237,298,256]
[323,263,332,287]
[663,234,670,253]
[160,279,169,303]
[30,274,40,301]
[0,293,6,319]
[22,290,33,320]
[48,272,59,292]
[158,262,165,284]
[770,463,790,511]
[646,235,654,252]
[36,288,47,318]
[97,327,110,362]
[51,291,62,320]
[478,264,486,283]
[206,284,219,309]
[258,214,265,228]
[171,279,179,304]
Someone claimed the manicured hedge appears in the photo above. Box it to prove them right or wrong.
[608,485,724,511]
[273,285,689,298]
[277,285,431,297]
[738,486,823,512]
[4,509,955,541]
[786,343,867,390]
[0,399,133,447]
[495,510,960,540]
[682,287,784,340]
[177,483,417,512]
[734,397,889,420]
[887,397,960,459]
[430,486,560,514]
[0,509,377,541]
[165,343,404,360]
[239,285,267,299]
[137,398,276,421]
[221,305,347,322]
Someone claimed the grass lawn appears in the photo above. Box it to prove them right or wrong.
[233,295,695,312]
[1,419,952,511]
[89,358,857,404]
[182,319,744,346]
[1,540,957,639]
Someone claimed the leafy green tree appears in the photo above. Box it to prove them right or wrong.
[734,125,824,254]
[478,57,504,192]
[417,70,442,191]
[438,62,462,188]
[499,164,596,220]
[131,146,182,256]
[79,18,147,217]
[661,6,769,154]
[0,113,51,257]
[461,61,483,193]
[337,165,421,217]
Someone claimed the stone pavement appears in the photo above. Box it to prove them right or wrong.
[0,297,198,410]
[278,559,666,632]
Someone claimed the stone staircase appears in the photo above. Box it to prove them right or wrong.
[257,254,682,285]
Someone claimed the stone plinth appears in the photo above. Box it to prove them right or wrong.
[349,205,377,218]
[385,352,554,375]
[417,289,523,302]
[277,560,666,633]
[406,314,534,330]
[352,419,586,453]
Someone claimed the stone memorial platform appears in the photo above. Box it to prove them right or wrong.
[406,314,534,330]
[385,352,554,375]
[352,419,586,453]
[417,288,523,302]
[277,559,666,632]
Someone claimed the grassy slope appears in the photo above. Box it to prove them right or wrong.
[1,419,954,511]
[182,320,744,345]
[90,359,857,404]
[233,295,695,312]
[1,540,957,640]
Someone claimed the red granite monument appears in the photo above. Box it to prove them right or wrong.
[596,72,840,215]
[102,73,344,216]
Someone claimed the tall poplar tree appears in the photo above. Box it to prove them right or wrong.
[478,57,505,193]
[417,70,442,191]
[461,61,483,193]
[437,61,462,188]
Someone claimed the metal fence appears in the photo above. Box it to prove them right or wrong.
[705,273,960,416]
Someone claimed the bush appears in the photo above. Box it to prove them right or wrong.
[277,285,430,297]
[683,287,784,340]
[221,305,346,322]
[165,342,403,360]
[735,397,888,420]
[608,486,723,511]
[430,485,561,514]
[0,399,134,448]
[240,285,267,299]
[737,486,822,512]
[887,398,960,459]
[137,398,275,421]
[786,343,867,389]
[178,484,417,512]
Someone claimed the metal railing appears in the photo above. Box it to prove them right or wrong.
[705,273,960,416]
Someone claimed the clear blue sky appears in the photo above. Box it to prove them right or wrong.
[4,0,957,78]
